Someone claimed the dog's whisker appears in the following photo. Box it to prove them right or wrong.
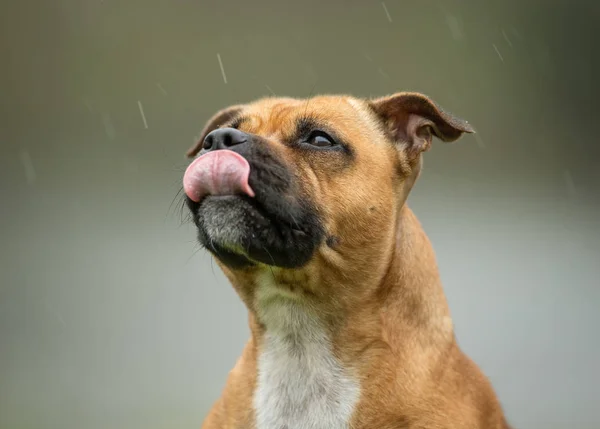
[262,246,276,267]
[210,256,217,279]
[185,245,204,266]
[178,199,190,225]
[168,186,185,215]
[265,259,276,283]
[303,82,318,117]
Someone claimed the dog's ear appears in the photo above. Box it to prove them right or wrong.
[185,105,245,158]
[368,92,474,159]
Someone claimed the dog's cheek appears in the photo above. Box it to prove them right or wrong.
[290,163,327,220]
[329,177,395,252]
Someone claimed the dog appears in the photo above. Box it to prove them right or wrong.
[182,92,512,429]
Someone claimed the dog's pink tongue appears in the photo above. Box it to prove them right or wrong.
[183,150,255,202]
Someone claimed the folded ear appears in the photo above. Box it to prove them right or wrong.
[368,92,474,159]
[185,104,245,157]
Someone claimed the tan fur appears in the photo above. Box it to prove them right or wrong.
[192,94,512,429]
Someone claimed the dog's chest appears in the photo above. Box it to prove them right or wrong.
[253,296,360,429]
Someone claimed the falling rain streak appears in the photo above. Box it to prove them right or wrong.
[156,83,168,95]
[138,101,149,129]
[265,84,276,95]
[102,113,116,140]
[381,2,392,23]
[217,53,228,84]
[19,150,36,184]
[501,29,513,48]
[492,44,504,62]
[564,170,576,196]
[446,15,464,41]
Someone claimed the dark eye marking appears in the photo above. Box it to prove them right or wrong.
[295,116,323,140]
[293,115,350,153]
[228,115,251,129]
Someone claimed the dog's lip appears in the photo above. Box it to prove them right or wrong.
[193,189,308,238]
[195,191,271,222]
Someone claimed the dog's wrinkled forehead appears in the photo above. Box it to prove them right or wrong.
[234,96,376,142]
[186,92,473,160]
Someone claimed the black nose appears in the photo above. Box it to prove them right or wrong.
[203,127,249,151]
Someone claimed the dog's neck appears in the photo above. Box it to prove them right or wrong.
[251,285,361,429]
[246,204,453,429]
[249,205,452,342]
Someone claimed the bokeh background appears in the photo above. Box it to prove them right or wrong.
[1,0,598,428]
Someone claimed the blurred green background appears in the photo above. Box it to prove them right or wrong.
[1,1,598,428]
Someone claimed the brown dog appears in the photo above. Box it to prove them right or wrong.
[183,92,512,429]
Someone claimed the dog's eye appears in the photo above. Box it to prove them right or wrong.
[306,131,336,148]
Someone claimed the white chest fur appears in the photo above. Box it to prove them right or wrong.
[253,283,360,429]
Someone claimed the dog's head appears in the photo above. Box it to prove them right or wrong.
[183,93,472,296]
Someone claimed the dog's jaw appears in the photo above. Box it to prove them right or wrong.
[186,138,326,270]
[197,196,260,255]
[252,273,361,429]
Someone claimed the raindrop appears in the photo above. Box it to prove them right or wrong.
[19,150,36,184]
[156,83,168,95]
[445,15,464,41]
[492,44,504,62]
[381,2,392,23]
[138,101,149,129]
[217,53,228,84]
[563,170,576,196]
[265,84,276,95]
[102,113,116,140]
[501,29,513,48]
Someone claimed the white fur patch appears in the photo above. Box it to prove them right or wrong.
[253,276,360,429]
